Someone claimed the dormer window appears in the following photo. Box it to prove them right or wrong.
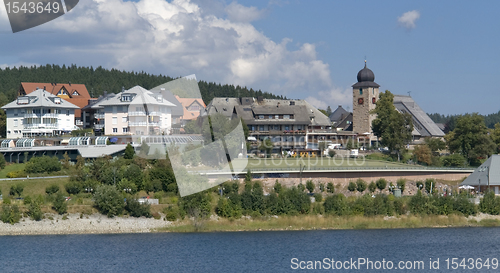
[17,97,29,104]
[121,95,131,102]
[54,98,61,104]
[72,91,79,96]
[57,88,68,95]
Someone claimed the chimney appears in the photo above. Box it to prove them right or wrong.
[68,81,71,86]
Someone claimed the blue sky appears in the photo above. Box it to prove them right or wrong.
[0,0,498,115]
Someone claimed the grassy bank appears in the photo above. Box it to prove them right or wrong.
[158,214,500,233]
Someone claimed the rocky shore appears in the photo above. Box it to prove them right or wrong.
[0,213,171,236]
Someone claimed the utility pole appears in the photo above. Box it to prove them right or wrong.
[299,163,306,185]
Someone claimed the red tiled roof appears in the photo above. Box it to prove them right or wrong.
[20,82,94,118]
[175,96,206,121]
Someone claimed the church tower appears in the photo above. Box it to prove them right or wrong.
[352,61,380,141]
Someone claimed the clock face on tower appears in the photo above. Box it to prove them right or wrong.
[372,97,376,104]
[358,98,364,105]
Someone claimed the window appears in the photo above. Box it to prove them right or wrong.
[66,110,70,116]
[122,117,127,123]
[14,119,18,127]
[113,128,118,133]
[259,125,264,131]
[284,115,290,119]
[289,101,295,106]
[121,95,130,102]
[113,106,117,114]
[275,115,279,119]
[123,127,129,133]
[359,88,363,95]
[290,115,294,119]
[259,115,264,119]
[112,117,117,125]
[54,97,61,104]
[274,125,280,130]
[285,125,290,131]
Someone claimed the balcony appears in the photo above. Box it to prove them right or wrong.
[250,130,307,136]
[23,123,58,129]
[129,121,161,127]
[24,113,58,119]
[128,111,147,116]
[94,124,105,129]
[307,129,338,134]
[94,113,105,119]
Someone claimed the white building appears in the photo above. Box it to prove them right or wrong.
[89,86,176,136]
[2,89,80,138]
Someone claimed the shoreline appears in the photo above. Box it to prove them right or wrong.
[2,213,500,236]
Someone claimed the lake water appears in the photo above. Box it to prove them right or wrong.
[0,227,499,272]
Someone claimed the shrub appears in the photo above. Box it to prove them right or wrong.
[442,153,466,167]
[425,178,437,194]
[45,184,60,195]
[347,182,356,192]
[25,155,61,174]
[6,170,24,178]
[93,185,125,217]
[9,184,24,197]
[323,194,349,215]
[53,193,68,215]
[356,179,367,193]
[65,181,82,195]
[397,178,406,193]
[306,180,315,193]
[297,183,305,192]
[328,150,336,157]
[479,191,500,215]
[319,183,325,192]
[273,181,282,194]
[165,207,178,221]
[28,199,43,221]
[326,182,335,193]
[376,178,387,192]
[0,153,5,169]
[1,204,21,224]
[124,143,135,159]
[313,193,323,203]
[125,198,152,218]
[368,181,376,193]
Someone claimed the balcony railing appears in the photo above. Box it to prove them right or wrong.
[94,124,105,129]
[94,113,105,119]
[23,124,58,129]
[128,111,147,116]
[24,113,58,119]
[250,130,307,135]
[129,122,161,127]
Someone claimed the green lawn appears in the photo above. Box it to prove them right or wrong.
[0,177,69,197]
[0,163,26,178]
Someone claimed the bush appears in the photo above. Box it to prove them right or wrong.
[442,154,466,167]
[328,150,336,157]
[397,178,406,193]
[479,191,500,215]
[53,193,68,215]
[347,182,356,192]
[306,180,315,193]
[274,181,282,194]
[376,178,387,192]
[9,184,24,197]
[356,179,367,193]
[326,182,335,193]
[319,183,325,192]
[28,200,43,221]
[313,193,323,203]
[297,183,305,192]
[93,185,125,217]
[0,153,5,169]
[425,178,437,194]
[6,170,24,178]
[368,181,377,193]
[25,155,61,174]
[1,204,21,224]
[65,181,82,195]
[323,194,349,216]
[125,198,152,218]
[164,207,178,221]
[45,184,60,195]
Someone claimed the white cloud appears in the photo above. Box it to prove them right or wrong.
[0,0,352,108]
[398,10,420,30]
[225,2,265,23]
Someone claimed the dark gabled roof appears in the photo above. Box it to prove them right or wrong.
[329,106,350,123]
[461,155,500,186]
[393,95,445,137]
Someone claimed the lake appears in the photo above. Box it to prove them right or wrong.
[0,227,499,272]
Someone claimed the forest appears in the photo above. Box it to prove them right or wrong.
[0,64,283,105]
